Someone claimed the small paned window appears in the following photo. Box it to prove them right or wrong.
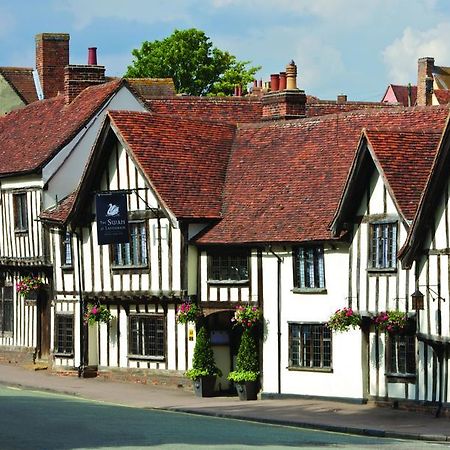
[370,222,397,269]
[13,193,28,232]
[0,286,13,334]
[61,231,73,267]
[289,323,331,369]
[294,246,325,288]
[129,314,165,359]
[208,251,249,282]
[54,314,74,355]
[111,222,148,267]
[388,334,415,376]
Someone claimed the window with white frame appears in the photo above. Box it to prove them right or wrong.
[208,250,249,282]
[387,333,415,377]
[293,246,325,289]
[61,230,73,267]
[0,286,13,334]
[54,314,74,355]
[128,314,165,359]
[111,221,148,267]
[13,193,28,232]
[370,222,397,269]
[288,323,331,369]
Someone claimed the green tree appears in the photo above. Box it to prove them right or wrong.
[125,28,260,96]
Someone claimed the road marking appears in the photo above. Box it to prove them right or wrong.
[6,386,22,391]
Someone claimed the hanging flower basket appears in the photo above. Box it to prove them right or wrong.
[16,276,45,299]
[327,307,362,332]
[84,304,112,326]
[231,304,261,329]
[176,301,203,324]
[373,310,408,334]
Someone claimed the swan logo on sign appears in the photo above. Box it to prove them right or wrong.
[106,203,120,217]
[96,193,129,245]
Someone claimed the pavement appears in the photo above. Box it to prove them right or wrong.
[0,362,449,443]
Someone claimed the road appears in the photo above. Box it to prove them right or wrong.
[0,385,448,450]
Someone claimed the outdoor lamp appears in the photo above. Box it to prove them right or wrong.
[411,288,424,310]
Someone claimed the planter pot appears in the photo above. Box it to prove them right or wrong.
[235,381,258,401]
[193,375,216,397]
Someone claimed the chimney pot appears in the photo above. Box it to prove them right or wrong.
[337,94,347,104]
[286,61,298,90]
[88,47,97,65]
[270,74,280,92]
[279,72,286,90]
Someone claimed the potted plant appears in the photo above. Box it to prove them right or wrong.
[228,328,259,400]
[16,276,45,300]
[84,303,112,325]
[185,326,221,397]
[231,303,261,329]
[176,300,203,324]
[373,310,408,334]
[327,307,362,332]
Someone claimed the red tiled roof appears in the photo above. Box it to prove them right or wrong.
[306,101,396,117]
[124,78,176,99]
[40,191,77,224]
[0,79,122,175]
[366,130,442,220]
[197,105,450,244]
[388,85,418,107]
[108,111,236,218]
[146,97,262,124]
[0,67,38,104]
[434,89,450,105]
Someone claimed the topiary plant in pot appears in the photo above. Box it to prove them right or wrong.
[228,328,259,400]
[185,326,221,397]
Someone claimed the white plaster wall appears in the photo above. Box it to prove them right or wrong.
[43,87,147,208]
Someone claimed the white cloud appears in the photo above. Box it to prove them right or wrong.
[58,0,191,29]
[383,22,450,84]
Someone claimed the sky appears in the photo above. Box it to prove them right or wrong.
[1,0,450,101]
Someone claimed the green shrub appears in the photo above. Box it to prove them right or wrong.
[227,328,259,382]
[185,326,221,380]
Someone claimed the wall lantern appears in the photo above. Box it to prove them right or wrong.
[411,289,424,310]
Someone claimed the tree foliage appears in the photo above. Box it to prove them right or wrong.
[125,28,260,96]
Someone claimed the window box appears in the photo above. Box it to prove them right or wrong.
[291,287,327,294]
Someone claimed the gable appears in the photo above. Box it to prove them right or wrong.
[0,74,26,114]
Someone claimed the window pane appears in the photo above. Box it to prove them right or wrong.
[289,323,331,369]
[389,334,415,375]
[111,222,147,267]
[129,315,165,358]
[371,223,397,269]
[55,315,74,354]
[295,246,325,288]
[208,253,249,281]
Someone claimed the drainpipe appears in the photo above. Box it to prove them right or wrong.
[269,246,283,395]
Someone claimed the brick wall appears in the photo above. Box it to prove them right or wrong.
[64,65,106,104]
[35,33,69,99]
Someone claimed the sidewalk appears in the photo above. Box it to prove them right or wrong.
[0,362,449,443]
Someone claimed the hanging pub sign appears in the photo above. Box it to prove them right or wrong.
[95,192,129,245]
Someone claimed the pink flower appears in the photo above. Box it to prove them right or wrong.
[91,307,98,315]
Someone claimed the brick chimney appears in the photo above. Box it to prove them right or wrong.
[64,48,105,104]
[35,33,70,99]
[417,57,434,106]
[262,61,306,120]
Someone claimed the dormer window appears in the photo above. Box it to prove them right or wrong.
[369,222,397,270]
[13,193,28,232]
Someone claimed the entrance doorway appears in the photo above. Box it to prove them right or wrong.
[36,290,50,360]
